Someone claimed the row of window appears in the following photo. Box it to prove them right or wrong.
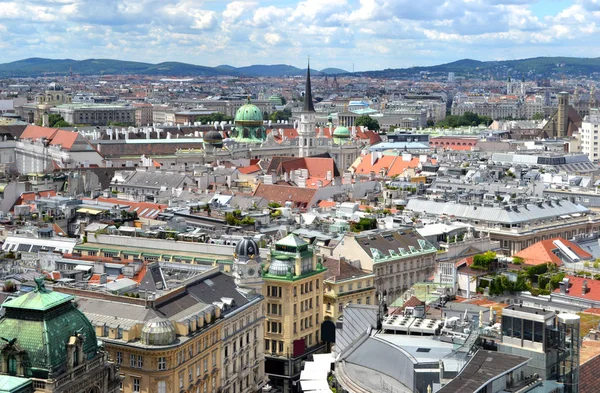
[224,328,258,357]
[326,296,372,312]
[266,285,282,298]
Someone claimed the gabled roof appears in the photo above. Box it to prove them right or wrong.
[20,125,58,141]
[252,183,317,209]
[514,237,592,266]
[237,164,262,175]
[353,154,397,175]
[20,125,97,152]
[323,258,370,281]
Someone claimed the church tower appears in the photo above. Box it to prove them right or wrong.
[233,237,264,293]
[299,58,316,158]
[506,76,512,95]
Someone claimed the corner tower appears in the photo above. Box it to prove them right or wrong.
[299,58,316,158]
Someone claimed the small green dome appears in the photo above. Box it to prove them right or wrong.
[333,126,351,138]
[234,100,263,126]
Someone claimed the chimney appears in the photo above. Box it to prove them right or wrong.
[583,280,588,295]
[326,170,332,181]
[298,176,306,188]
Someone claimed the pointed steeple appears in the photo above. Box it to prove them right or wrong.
[303,57,315,112]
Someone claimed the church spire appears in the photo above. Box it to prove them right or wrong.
[303,57,315,112]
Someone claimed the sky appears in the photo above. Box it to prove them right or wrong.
[0,0,599,71]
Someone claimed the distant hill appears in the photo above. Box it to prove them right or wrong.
[358,57,600,78]
[320,68,347,75]
[0,58,348,78]
[2,56,599,79]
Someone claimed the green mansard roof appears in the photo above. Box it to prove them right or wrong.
[0,278,97,378]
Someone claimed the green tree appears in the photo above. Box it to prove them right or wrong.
[195,113,233,123]
[269,109,292,122]
[350,218,377,232]
[355,115,380,131]
[43,114,72,128]
[435,112,492,128]
[532,112,545,120]
[472,251,497,270]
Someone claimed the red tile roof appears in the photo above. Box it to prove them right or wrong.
[387,157,422,177]
[353,154,397,176]
[252,183,317,209]
[323,257,370,282]
[580,352,600,393]
[83,197,168,219]
[49,129,79,150]
[553,275,600,301]
[514,237,592,267]
[12,190,57,211]
[318,200,336,208]
[238,164,262,175]
[20,125,58,141]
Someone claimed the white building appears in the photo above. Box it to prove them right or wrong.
[15,125,104,174]
[577,109,600,163]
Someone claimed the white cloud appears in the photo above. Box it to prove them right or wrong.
[0,0,596,70]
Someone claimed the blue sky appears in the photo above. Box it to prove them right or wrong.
[0,0,597,71]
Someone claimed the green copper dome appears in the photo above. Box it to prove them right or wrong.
[234,100,263,126]
[232,98,266,144]
[333,126,351,138]
[0,278,98,379]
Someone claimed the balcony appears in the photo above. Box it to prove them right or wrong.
[31,355,105,391]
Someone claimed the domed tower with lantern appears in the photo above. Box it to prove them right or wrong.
[233,237,264,292]
[231,98,266,144]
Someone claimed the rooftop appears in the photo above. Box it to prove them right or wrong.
[437,350,529,393]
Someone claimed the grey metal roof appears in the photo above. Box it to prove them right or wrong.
[406,198,589,224]
[336,304,378,354]
[437,350,529,393]
[117,170,193,190]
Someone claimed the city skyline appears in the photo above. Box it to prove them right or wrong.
[0,0,596,71]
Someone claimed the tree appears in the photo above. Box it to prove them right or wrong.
[355,115,380,132]
[435,112,492,128]
[195,113,233,124]
[41,114,72,128]
[472,251,496,270]
[269,109,292,122]
[532,112,545,120]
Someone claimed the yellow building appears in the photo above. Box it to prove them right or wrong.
[322,257,376,322]
[58,267,266,393]
[260,234,327,393]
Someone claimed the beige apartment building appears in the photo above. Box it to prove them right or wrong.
[259,234,327,393]
[327,229,437,305]
[56,267,266,393]
[322,257,376,322]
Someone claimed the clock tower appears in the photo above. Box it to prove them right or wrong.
[233,237,264,293]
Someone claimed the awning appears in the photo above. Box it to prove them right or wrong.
[299,380,330,391]
[76,208,103,215]
[74,265,92,271]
